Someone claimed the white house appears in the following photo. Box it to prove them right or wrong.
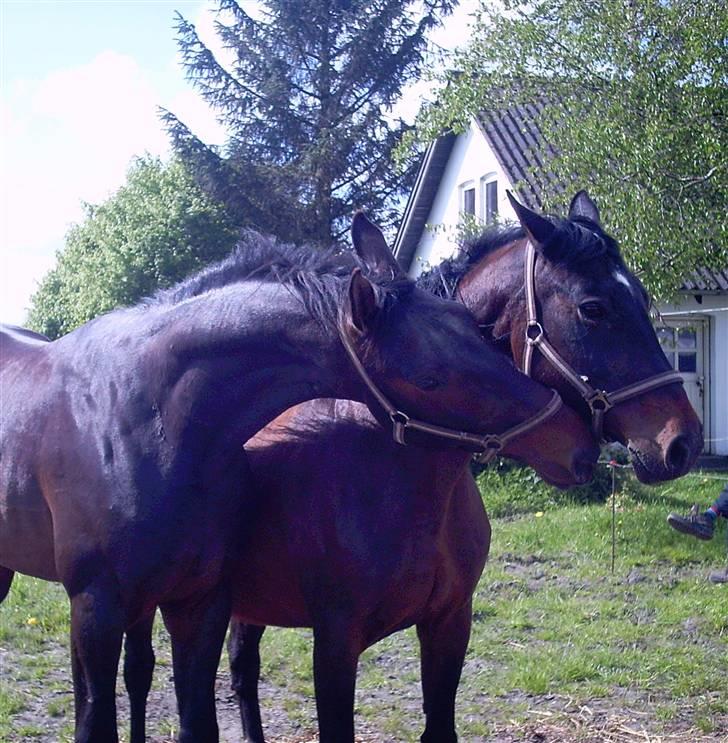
[393,109,728,456]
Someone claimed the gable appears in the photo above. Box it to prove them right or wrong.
[395,119,521,275]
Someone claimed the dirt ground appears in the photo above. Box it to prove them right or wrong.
[3,639,726,742]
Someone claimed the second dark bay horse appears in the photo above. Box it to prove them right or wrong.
[119,192,701,742]
[0,214,596,743]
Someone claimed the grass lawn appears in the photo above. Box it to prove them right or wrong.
[1,466,726,741]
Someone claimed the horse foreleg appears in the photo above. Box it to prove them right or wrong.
[161,584,231,743]
[0,566,13,603]
[68,574,125,743]
[228,620,266,742]
[417,601,473,743]
[124,612,156,743]
[312,615,361,743]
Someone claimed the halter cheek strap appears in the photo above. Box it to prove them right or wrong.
[338,322,564,462]
[521,241,684,440]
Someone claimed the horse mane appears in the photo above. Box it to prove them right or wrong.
[144,230,414,333]
[416,217,622,299]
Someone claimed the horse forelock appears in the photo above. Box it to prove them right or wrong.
[418,215,625,300]
[544,217,621,267]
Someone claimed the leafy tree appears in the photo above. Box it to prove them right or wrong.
[408,0,727,299]
[163,0,456,245]
[28,156,238,338]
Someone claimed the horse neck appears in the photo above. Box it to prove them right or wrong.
[148,283,359,447]
[455,239,527,361]
[303,400,476,516]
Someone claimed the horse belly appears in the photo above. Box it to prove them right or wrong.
[230,522,311,628]
[0,495,57,581]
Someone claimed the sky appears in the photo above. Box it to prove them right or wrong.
[0,0,477,325]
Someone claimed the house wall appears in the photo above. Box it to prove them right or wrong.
[410,120,516,275]
[657,294,728,456]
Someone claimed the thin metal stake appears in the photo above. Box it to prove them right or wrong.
[610,461,617,574]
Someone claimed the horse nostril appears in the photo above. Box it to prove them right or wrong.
[665,435,691,475]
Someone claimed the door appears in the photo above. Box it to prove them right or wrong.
[655,318,708,434]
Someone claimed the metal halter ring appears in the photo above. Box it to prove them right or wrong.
[473,436,504,464]
[526,321,544,344]
[585,390,613,413]
[390,411,410,445]
[484,437,504,450]
[390,411,410,427]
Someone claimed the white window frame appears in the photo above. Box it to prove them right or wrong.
[480,173,498,224]
[459,180,476,216]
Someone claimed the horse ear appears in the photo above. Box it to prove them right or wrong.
[351,211,403,278]
[506,191,556,247]
[568,190,601,225]
[346,267,381,335]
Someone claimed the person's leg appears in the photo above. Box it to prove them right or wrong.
[667,504,715,540]
[708,489,728,583]
[712,483,728,518]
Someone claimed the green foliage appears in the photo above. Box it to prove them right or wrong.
[475,458,616,518]
[164,0,457,244]
[408,0,728,300]
[28,156,238,338]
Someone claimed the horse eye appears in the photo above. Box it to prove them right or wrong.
[579,301,607,323]
[415,376,442,392]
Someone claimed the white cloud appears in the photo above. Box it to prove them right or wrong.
[0,41,222,325]
[2,51,167,250]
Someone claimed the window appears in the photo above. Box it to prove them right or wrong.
[657,325,698,373]
[481,176,498,224]
[460,181,476,216]
[485,179,498,224]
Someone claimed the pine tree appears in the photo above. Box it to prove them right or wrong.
[162,0,456,244]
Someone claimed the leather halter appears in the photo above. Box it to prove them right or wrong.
[338,322,564,463]
[520,240,684,440]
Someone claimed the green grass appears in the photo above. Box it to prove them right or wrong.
[1,468,726,741]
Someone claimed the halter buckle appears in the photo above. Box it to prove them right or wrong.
[585,389,613,413]
[525,321,544,344]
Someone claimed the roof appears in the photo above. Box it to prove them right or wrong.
[475,100,560,210]
[392,132,457,271]
[681,268,728,294]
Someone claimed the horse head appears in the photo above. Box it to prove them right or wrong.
[456,192,702,483]
[340,212,598,488]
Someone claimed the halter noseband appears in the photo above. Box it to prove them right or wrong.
[520,240,683,440]
[338,323,564,463]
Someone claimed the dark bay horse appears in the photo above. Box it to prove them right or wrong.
[118,192,702,742]
[0,214,596,742]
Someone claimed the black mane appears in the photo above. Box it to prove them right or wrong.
[417,217,622,299]
[144,230,414,333]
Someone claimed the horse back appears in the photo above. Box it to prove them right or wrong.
[0,324,50,364]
